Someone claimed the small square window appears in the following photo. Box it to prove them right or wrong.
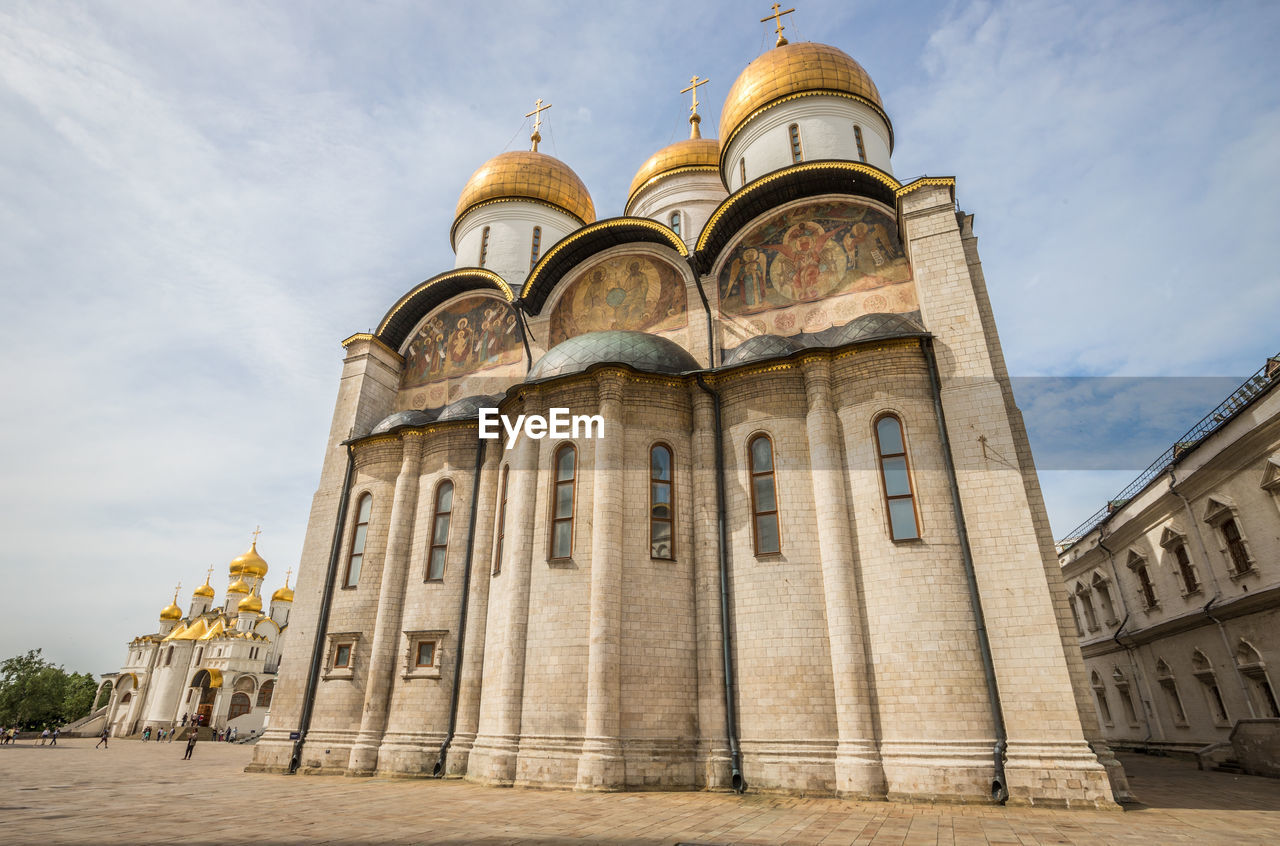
[416,641,436,667]
[334,643,352,668]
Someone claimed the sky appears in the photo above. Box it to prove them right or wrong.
[1,0,1277,675]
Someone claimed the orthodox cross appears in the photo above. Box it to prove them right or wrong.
[526,98,552,151]
[172,583,181,602]
[681,75,710,138]
[761,3,796,47]
[250,525,262,545]
[283,567,293,588]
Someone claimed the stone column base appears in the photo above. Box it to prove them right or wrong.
[1003,740,1121,809]
[1089,740,1135,804]
[444,731,478,777]
[244,730,296,773]
[575,737,625,791]
[835,742,887,799]
[346,732,383,776]
[466,734,520,786]
[880,739,999,803]
[375,730,448,777]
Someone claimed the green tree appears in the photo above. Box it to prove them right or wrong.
[0,650,99,730]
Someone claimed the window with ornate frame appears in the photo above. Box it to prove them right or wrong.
[343,494,372,588]
[1091,671,1113,726]
[1203,496,1254,576]
[426,480,454,582]
[1160,527,1200,596]
[748,434,780,555]
[669,211,681,237]
[1124,551,1158,610]
[1155,659,1188,726]
[493,464,509,575]
[402,630,446,679]
[550,444,577,560]
[650,444,674,559]
[324,632,359,680]
[874,414,920,541]
[1192,649,1230,726]
[788,123,803,163]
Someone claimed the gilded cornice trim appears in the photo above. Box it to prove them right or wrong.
[341,333,403,360]
[624,165,721,215]
[695,160,902,254]
[450,196,590,249]
[521,217,689,300]
[895,176,956,200]
[719,90,896,174]
[375,268,514,340]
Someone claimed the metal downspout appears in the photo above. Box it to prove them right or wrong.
[922,337,1008,803]
[434,437,488,776]
[694,374,745,793]
[1168,471,1257,717]
[289,443,356,774]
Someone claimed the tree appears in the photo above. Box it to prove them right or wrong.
[0,649,99,730]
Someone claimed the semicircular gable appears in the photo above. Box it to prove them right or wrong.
[694,160,900,276]
[376,268,514,350]
[399,292,525,409]
[520,217,688,315]
[546,249,691,347]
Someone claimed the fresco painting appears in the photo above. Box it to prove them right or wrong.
[549,255,688,346]
[401,295,522,391]
[718,201,913,319]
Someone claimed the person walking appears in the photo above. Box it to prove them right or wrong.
[50,729,59,747]
[182,728,198,760]
[167,726,175,742]
[95,728,109,749]
[39,728,49,745]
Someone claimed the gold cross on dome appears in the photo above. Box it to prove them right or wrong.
[251,525,262,545]
[681,75,710,138]
[525,98,552,151]
[284,567,293,588]
[761,3,796,47]
[173,583,181,602]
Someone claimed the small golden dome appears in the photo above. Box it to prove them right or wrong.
[226,577,250,595]
[719,42,886,152]
[193,577,215,599]
[238,591,262,614]
[271,570,294,604]
[452,151,595,245]
[159,602,182,621]
[625,138,721,213]
[230,542,269,580]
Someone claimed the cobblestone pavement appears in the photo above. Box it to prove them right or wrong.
[1,741,1277,844]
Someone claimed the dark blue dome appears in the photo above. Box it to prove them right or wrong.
[437,394,503,421]
[370,409,435,435]
[723,334,801,366]
[827,312,925,346]
[528,330,699,381]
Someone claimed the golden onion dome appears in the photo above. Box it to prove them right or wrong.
[719,41,887,153]
[271,571,295,604]
[226,577,250,596]
[159,601,183,621]
[238,591,262,614]
[625,138,721,213]
[451,151,595,245]
[229,541,269,580]
[192,576,215,599]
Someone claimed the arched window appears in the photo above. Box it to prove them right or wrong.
[493,464,509,575]
[669,212,681,237]
[650,444,674,559]
[1172,542,1199,594]
[344,494,372,588]
[550,445,576,559]
[228,692,252,721]
[479,226,491,267]
[1220,517,1252,574]
[1075,584,1098,631]
[748,435,780,555]
[1155,659,1187,725]
[426,480,454,581]
[529,226,542,269]
[1192,648,1230,724]
[1091,671,1113,725]
[256,679,275,708]
[788,123,803,163]
[875,415,919,540]
[1091,572,1116,623]
[738,157,746,188]
[853,124,867,162]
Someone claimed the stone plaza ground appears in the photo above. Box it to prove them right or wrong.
[1,740,1277,844]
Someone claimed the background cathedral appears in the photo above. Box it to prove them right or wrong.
[247,18,1129,806]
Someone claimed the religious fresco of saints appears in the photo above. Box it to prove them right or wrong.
[718,201,911,317]
[548,255,689,345]
[401,295,522,390]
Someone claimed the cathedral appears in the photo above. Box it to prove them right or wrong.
[104,537,293,737]
[247,15,1129,806]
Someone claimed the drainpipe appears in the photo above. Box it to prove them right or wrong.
[687,256,716,366]
[1168,471,1256,717]
[693,373,745,793]
[922,337,1008,803]
[289,443,356,774]
[1096,533,1156,745]
[510,301,534,372]
[434,437,487,776]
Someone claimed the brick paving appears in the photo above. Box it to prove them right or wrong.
[1,741,1276,844]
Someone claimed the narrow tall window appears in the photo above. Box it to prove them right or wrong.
[669,212,681,237]
[426,480,454,581]
[1091,672,1113,725]
[875,415,919,540]
[529,226,542,269]
[748,435,780,555]
[550,445,576,559]
[344,494,372,588]
[479,226,491,267]
[788,123,803,163]
[853,124,867,162]
[650,444,674,559]
[738,157,746,187]
[493,465,509,575]
[1134,563,1158,608]
[1221,517,1251,573]
[165,646,173,666]
[1173,543,1199,593]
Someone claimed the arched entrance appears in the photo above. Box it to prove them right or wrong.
[189,669,220,726]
